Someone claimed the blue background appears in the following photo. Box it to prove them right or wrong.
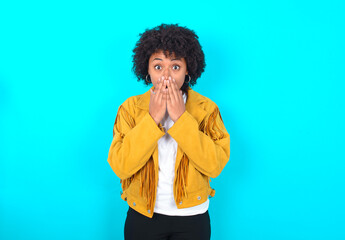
[1,0,344,239]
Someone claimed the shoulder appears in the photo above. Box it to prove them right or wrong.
[116,95,138,117]
[190,88,218,112]
[121,95,138,108]
[191,89,227,128]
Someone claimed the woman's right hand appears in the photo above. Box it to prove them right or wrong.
[149,76,168,125]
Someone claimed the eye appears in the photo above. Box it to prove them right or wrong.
[173,65,180,70]
[154,65,162,70]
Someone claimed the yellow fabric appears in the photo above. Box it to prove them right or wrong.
[107,86,230,218]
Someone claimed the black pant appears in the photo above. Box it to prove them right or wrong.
[124,207,211,240]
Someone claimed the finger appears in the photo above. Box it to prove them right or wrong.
[159,78,168,105]
[167,90,171,102]
[169,77,179,103]
[167,78,175,104]
[163,87,168,103]
[174,78,184,101]
[163,79,169,105]
[155,78,160,98]
[156,77,163,100]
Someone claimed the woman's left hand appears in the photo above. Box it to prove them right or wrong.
[167,77,185,122]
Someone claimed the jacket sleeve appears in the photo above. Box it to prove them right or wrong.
[167,104,230,178]
[107,100,166,180]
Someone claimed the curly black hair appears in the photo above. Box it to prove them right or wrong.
[132,23,206,92]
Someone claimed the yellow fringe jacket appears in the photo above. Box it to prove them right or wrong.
[107,85,230,218]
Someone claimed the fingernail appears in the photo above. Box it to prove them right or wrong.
[168,76,171,80]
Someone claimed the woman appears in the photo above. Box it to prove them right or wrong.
[107,23,230,240]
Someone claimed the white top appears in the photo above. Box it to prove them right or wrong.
[153,91,209,216]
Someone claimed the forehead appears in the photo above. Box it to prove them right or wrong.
[149,50,183,61]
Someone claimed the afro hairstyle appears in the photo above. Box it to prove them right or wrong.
[132,23,206,92]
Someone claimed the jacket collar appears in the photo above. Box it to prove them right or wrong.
[136,86,208,125]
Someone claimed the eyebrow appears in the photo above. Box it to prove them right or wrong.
[152,58,182,62]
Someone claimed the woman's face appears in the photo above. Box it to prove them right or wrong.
[148,50,188,91]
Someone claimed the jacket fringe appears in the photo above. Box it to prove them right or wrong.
[199,105,225,141]
[115,104,223,210]
[113,105,136,139]
[139,156,156,210]
[174,153,189,204]
[115,105,136,200]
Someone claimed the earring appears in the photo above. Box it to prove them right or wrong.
[185,74,191,83]
[145,74,152,83]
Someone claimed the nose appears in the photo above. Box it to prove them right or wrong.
[162,68,171,79]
